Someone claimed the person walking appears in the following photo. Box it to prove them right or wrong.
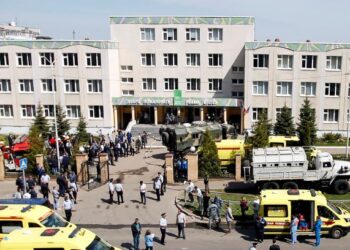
[240,196,249,219]
[139,181,146,205]
[52,186,60,210]
[115,179,124,205]
[131,218,141,250]
[63,195,73,222]
[144,229,155,250]
[207,200,220,230]
[194,186,204,219]
[158,172,164,195]
[314,216,323,247]
[154,177,161,201]
[176,209,186,239]
[225,203,234,233]
[108,178,114,204]
[269,238,281,250]
[159,213,167,245]
[290,215,299,245]
[255,216,266,243]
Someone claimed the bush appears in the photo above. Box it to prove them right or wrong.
[322,133,343,143]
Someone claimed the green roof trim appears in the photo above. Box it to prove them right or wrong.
[110,16,255,25]
[245,42,350,52]
[0,41,118,49]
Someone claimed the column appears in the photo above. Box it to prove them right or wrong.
[75,153,88,184]
[154,107,158,125]
[0,151,4,181]
[200,107,204,121]
[113,106,119,130]
[99,153,109,183]
[223,108,227,124]
[235,154,242,181]
[165,153,174,184]
[131,106,135,122]
[35,154,44,168]
[185,152,198,181]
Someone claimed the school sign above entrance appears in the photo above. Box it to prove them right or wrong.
[112,97,243,107]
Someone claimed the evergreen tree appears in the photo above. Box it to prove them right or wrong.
[252,110,272,148]
[76,116,89,143]
[297,98,317,146]
[274,105,296,136]
[26,126,46,173]
[33,104,50,137]
[199,129,221,177]
[54,105,70,137]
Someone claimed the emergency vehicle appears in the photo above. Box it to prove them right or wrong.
[0,204,75,240]
[0,227,119,249]
[260,189,350,239]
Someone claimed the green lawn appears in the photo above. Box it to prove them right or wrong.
[315,141,347,146]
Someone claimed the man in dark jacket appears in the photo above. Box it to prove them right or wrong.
[255,216,266,242]
[131,218,141,250]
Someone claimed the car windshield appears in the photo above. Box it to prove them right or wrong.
[86,236,113,250]
[327,201,342,215]
[41,213,68,227]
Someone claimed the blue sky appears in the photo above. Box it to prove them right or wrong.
[1,0,349,42]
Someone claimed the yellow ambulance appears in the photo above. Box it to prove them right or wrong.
[0,227,120,249]
[0,204,75,240]
[268,135,300,147]
[215,139,245,166]
[259,189,350,239]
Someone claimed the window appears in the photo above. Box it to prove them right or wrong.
[232,91,244,98]
[86,53,101,67]
[66,105,81,118]
[120,65,133,71]
[0,53,9,66]
[302,55,317,69]
[64,79,80,93]
[87,79,102,93]
[140,28,155,41]
[164,78,178,90]
[63,53,78,66]
[324,109,339,122]
[317,206,338,220]
[208,28,223,41]
[163,28,177,41]
[232,66,244,72]
[232,79,244,85]
[21,105,35,118]
[186,78,200,91]
[40,52,54,66]
[326,56,342,70]
[89,106,104,118]
[18,79,34,93]
[253,54,269,68]
[142,78,157,91]
[0,105,13,117]
[252,108,268,121]
[0,221,23,234]
[263,205,288,217]
[325,83,340,96]
[0,79,11,92]
[163,53,178,66]
[208,78,222,92]
[186,53,200,66]
[208,54,223,67]
[28,223,41,228]
[122,90,135,96]
[121,78,133,84]
[277,55,293,69]
[41,79,56,93]
[301,82,316,96]
[186,28,200,41]
[17,53,32,66]
[43,105,54,117]
[276,82,292,96]
[252,81,268,95]
[141,53,156,66]
[276,108,292,118]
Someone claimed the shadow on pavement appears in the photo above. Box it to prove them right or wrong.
[146,196,158,201]
[120,242,133,250]
[130,199,141,204]
[166,231,178,238]
[151,152,166,160]
[100,198,112,204]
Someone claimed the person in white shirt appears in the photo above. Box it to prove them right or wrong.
[52,186,60,210]
[157,172,164,195]
[194,186,204,218]
[63,195,73,222]
[225,203,234,233]
[185,180,194,204]
[159,213,167,245]
[40,172,50,185]
[176,209,186,239]
[139,181,147,205]
[115,179,124,204]
[22,192,31,199]
[154,177,162,201]
[108,178,114,204]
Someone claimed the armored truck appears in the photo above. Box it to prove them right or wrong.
[244,147,350,194]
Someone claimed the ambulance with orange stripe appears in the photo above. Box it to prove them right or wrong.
[260,189,350,239]
[0,204,75,240]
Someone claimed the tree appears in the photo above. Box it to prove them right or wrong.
[297,98,317,146]
[274,105,296,136]
[54,105,70,137]
[26,126,46,173]
[76,116,89,143]
[252,110,272,148]
[199,129,221,177]
[33,104,50,137]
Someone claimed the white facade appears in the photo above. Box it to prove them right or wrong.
[0,40,119,134]
[244,41,350,135]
